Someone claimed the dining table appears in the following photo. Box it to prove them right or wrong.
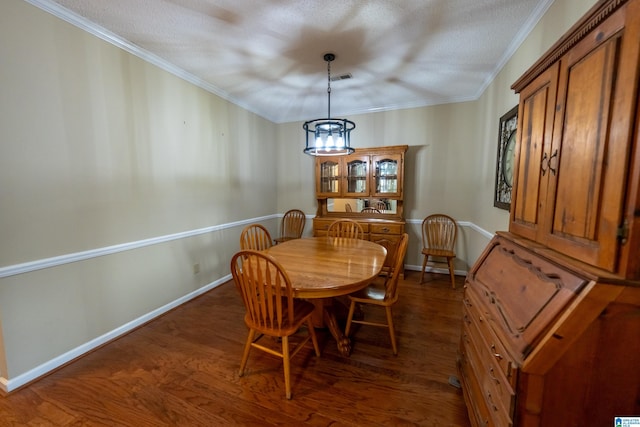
[265,236,387,356]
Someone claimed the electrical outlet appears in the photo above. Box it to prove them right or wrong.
[193,263,200,274]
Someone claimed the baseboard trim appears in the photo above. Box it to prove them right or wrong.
[0,274,231,393]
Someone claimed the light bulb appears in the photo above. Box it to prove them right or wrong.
[326,134,334,148]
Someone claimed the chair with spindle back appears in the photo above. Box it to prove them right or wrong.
[327,219,364,239]
[230,250,320,399]
[420,214,458,289]
[274,209,306,244]
[361,207,381,214]
[345,233,409,355]
[239,224,273,251]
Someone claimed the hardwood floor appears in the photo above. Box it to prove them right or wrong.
[0,270,471,426]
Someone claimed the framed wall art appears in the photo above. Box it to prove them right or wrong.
[494,105,518,210]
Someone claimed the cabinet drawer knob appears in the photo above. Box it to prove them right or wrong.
[486,391,499,412]
[489,367,500,385]
[491,344,503,360]
[463,332,470,344]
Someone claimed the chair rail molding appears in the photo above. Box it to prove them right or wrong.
[0,214,493,392]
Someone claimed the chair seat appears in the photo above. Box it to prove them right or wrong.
[421,248,455,258]
[348,280,390,304]
[245,299,316,336]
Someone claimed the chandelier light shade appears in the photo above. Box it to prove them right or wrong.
[303,53,355,156]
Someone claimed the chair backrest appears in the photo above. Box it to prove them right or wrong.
[383,233,409,301]
[327,219,364,239]
[280,209,306,240]
[230,250,295,332]
[240,224,273,251]
[375,201,387,211]
[421,214,458,251]
[345,203,353,212]
[361,207,381,214]
[373,236,401,278]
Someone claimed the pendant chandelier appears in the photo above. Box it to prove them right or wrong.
[303,53,355,156]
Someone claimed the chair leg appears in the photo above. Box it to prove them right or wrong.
[448,257,456,289]
[239,329,255,377]
[420,254,429,283]
[282,336,292,400]
[385,306,398,355]
[345,300,357,336]
[307,319,321,357]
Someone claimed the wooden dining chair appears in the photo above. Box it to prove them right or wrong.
[374,200,387,211]
[345,233,409,355]
[327,219,364,239]
[239,224,273,251]
[230,250,320,399]
[373,236,403,283]
[360,207,381,214]
[274,209,306,244]
[420,214,458,289]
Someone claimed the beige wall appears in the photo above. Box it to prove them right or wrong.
[0,0,278,386]
[0,0,597,389]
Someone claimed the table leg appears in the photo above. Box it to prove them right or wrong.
[310,298,352,356]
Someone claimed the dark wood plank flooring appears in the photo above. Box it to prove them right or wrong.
[0,270,471,426]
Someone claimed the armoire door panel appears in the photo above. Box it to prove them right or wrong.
[545,24,631,271]
[510,63,559,242]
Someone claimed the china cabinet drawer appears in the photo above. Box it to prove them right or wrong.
[369,223,403,235]
[313,219,370,235]
[313,218,406,242]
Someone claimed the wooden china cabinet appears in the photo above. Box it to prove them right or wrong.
[312,145,407,243]
[458,1,640,426]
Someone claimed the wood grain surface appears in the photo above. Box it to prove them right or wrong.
[0,271,470,426]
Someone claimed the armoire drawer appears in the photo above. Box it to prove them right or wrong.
[463,289,518,388]
[462,316,515,425]
[458,346,492,427]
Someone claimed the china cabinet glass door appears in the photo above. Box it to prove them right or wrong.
[372,154,402,198]
[316,159,341,196]
[344,156,369,197]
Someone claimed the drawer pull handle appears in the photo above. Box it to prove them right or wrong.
[381,227,390,232]
[489,367,500,385]
[491,344,503,360]
[463,314,471,325]
[463,298,472,307]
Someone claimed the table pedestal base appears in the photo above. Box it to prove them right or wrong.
[310,298,353,356]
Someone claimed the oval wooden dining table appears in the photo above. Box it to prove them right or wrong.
[265,236,387,356]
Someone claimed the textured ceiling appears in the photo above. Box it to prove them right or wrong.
[32,0,552,123]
